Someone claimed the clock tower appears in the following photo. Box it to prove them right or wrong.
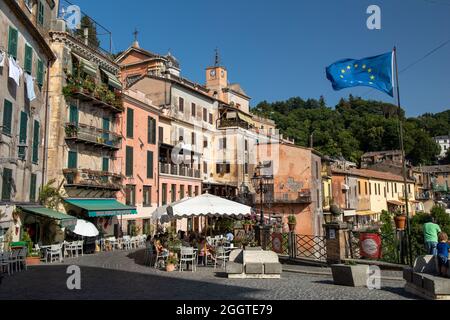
[205,49,228,102]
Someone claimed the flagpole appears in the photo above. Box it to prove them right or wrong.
[393,46,413,266]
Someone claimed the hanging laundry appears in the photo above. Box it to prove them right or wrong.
[0,51,5,68]
[9,57,23,86]
[25,73,36,102]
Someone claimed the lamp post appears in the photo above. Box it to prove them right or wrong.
[251,162,274,227]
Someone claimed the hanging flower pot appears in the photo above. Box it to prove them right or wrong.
[394,215,407,230]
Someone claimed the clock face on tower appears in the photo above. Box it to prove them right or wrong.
[221,70,225,77]
[210,70,216,78]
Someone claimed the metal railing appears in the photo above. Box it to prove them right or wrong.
[65,123,121,150]
[63,168,123,191]
[159,163,201,179]
[218,118,252,130]
[256,191,312,204]
[295,234,327,262]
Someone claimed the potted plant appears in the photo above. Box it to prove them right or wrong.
[330,204,343,222]
[243,220,251,232]
[393,210,407,230]
[331,261,369,287]
[21,231,40,266]
[82,76,96,95]
[288,215,297,232]
[166,255,178,272]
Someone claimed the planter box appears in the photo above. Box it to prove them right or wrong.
[26,257,41,266]
[331,264,369,287]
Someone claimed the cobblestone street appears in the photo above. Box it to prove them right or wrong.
[0,250,417,300]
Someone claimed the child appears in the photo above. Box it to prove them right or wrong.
[437,232,450,277]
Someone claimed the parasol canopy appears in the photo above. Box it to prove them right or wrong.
[67,219,99,237]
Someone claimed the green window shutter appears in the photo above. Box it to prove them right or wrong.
[30,173,37,203]
[2,99,13,135]
[37,1,44,25]
[68,151,77,169]
[126,146,133,177]
[147,151,153,179]
[69,105,78,125]
[24,45,33,74]
[8,27,18,59]
[102,117,110,141]
[102,157,109,172]
[32,120,40,163]
[1,168,13,201]
[126,108,134,138]
[18,111,28,159]
[147,117,156,144]
[37,60,44,87]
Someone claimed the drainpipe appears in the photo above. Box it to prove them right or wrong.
[41,59,52,191]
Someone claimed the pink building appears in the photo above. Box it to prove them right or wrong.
[117,90,160,235]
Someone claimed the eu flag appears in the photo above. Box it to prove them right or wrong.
[326,52,394,97]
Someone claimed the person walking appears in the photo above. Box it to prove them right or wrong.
[423,216,441,256]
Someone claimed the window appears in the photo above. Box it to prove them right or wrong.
[37,59,44,88]
[179,128,184,142]
[358,181,361,195]
[188,185,192,197]
[8,27,18,59]
[315,162,319,178]
[369,183,372,195]
[394,183,398,193]
[216,162,230,174]
[209,113,213,125]
[378,184,381,195]
[147,151,153,179]
[191,103,196,117]
[191,132,196,145]
[125,185,136,206]
[18,111,28,159]
[244,162,249,175]
[203,161,208,174]
[1,168,13,201]
[158,126,164,143]
[194,186,199,196]
[179,97,184,112]
[2,99,13,135]
[387,182,390,193]
[245,140,248,151]
[69,105,78,125]
[68,151,77,169]
[126,108,134,138]
[24,44,33,74]
[219,137,227,149]
[37,1,44,25]
[171,184,177,203]
[365,182,368,195]
[203,137,208,148]
[32,120,40,163]
[148,116,156,144]
[162,183,167,205]
[102,157,109,172]
[127,220,136,236]
[203,108,207,122]
[143,186,152,207]
[30,173,37,203]
[126,146,133,177]
[25,0,33,12]
[180,185,185,199]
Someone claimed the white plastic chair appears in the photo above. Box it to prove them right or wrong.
[213,246,228,269]
[48,245,63,263]
[77,241,84,256]
[0,252,11,275]
[179,247,197,272]
[9,250,20,273]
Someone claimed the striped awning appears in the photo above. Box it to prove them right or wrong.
[72,53,97,77]
[238,113,254,125]
[101,68,122,89]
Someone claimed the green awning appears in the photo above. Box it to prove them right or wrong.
[238,113,254,126]
[64,199,137,218]
[19,206,77,228]
[101,68,122,89]
[72,53,97,77]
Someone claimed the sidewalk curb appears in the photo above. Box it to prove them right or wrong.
[282,268,405,282]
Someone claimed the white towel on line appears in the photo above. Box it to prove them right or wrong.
[0,51,5,68]
[25,72,36,102]
[9,56,23,86]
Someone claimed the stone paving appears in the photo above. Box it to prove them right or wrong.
[0,250,417,300]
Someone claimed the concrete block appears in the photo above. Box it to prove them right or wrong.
[264,263,282,275]
[412,272,424,288]
[246,263,264,274]
[422,274,450,295]
[244,250,279,264]
[331,264,369,287]
[226,262,243,274]
[413,255,438,275]
[403,267,413,283]
[228,250,243,264]
[246,247,263,251]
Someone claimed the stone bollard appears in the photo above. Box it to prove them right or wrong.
[324,222,349,265]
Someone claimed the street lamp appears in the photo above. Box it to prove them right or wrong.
[251,162,274,226]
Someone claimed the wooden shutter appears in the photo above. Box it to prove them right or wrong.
[8,27,18,59]
[126,146,133,177]
[68,151,77,169]
[126,108,134,138]
[2,100,13,135]
[1,168,12,201]
[32,120,40,163]
[37,1,44,25]
[30,173,37,203]
[37,59,44,87]
[147,151,153,179]
[24,45,33,74]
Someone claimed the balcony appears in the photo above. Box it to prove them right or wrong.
[218,118,252,130]
[398,192,414,200]
[416,192,432,200]
[65,123,121,150]
[63,169,123,191]
[159,163,201,179]
[255,190,312,204]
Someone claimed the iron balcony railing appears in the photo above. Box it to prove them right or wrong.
[65,123,121,150]
[159,163,201,179]
[416,192,432,200]
[63,168,123,191]
[398,192,414,200]
[218,118,252,130]
[255,190,312,204]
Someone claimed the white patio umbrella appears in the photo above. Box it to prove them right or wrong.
[68,219,99,237]
[164,193,252,222]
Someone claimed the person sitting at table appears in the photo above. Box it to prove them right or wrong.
[197,237,213,265]
[225,230,234,242]
[154,238,169,258]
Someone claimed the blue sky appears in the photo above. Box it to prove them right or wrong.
[69,0,450,116]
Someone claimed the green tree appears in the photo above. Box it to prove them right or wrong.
[75,16,100,48]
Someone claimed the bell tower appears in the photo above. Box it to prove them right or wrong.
[205,48,227,101]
